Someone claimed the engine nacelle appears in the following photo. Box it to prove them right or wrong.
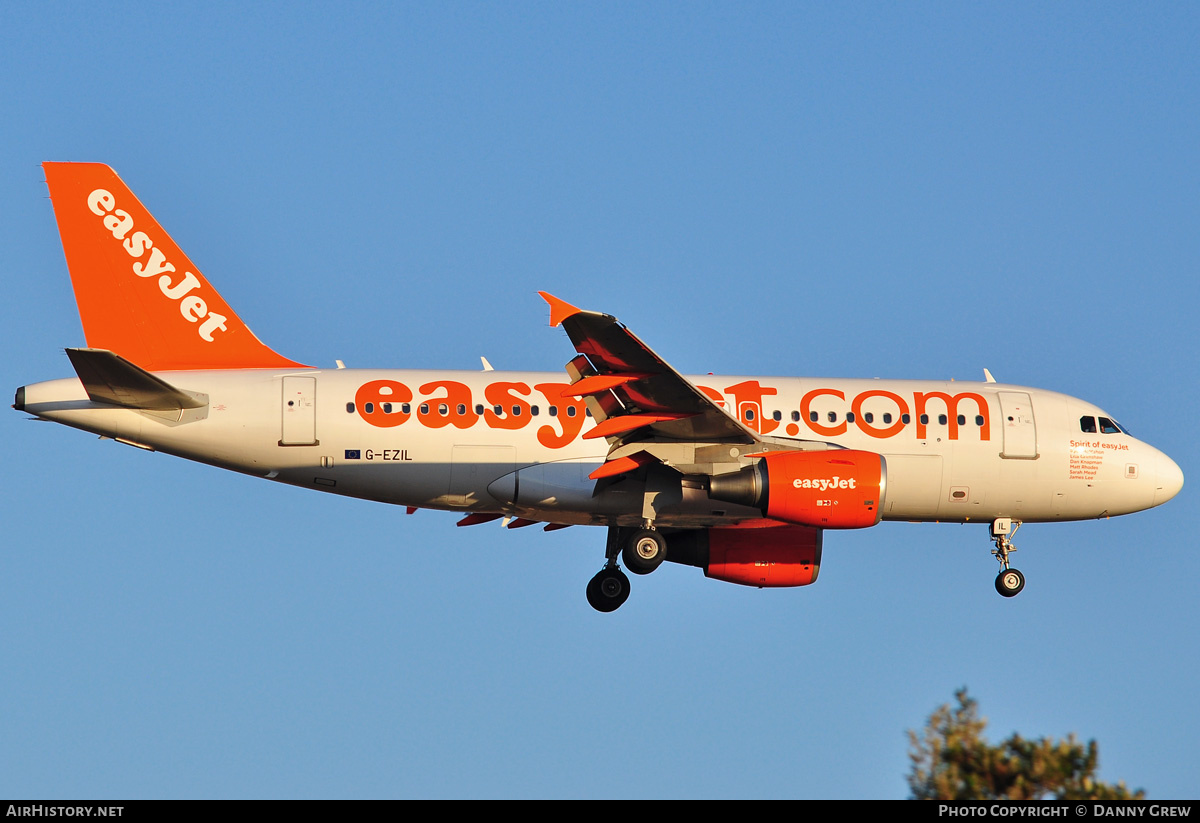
[666,524,823,587]
[707,449,886,529]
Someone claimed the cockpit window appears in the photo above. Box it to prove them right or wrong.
[1080,416,1097,433]
[1098,417,1123,435]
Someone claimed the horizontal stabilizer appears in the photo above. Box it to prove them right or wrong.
[66,348,207,411]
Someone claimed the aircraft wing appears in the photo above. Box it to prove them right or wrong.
[539,292,759,450]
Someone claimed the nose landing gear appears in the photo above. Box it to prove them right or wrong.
[991,518,1025,597]
[995,567,1026,597]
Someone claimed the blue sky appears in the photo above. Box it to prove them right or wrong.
[2,2,1197,798]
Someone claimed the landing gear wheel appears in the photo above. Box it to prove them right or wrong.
[990,519,1025,598]
[995,568,1025,597]
[586,567,631,612]
[622,529,667,575]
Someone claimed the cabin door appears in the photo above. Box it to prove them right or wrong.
[281,376,318,446]
[998,391,1037,459]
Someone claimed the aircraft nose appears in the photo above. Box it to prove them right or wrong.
[1153,451,1184,506]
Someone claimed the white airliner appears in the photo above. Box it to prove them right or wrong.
[15,163,1184,612]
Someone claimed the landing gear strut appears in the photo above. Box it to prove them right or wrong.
[585,526,631,612]
[586,526,670,612]
[991,518,1025,598]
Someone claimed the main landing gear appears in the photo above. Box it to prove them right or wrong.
[586,526,668,612]
[990,518,1025,598]
[586,566,630,613]
[622,529,667,575]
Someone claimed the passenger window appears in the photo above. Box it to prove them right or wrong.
[550,406,558,417]
[1099,417,1120,435]
[567,407,577,418]
[883,413,892,424]
[531,406,539,416]
[810,411,819,423]
[585,409,592,417]
[864,412,874,424]
[457,404,466,415]
[511,405,522,416]
[365,402,375,414]
[493,404,503,415]
[902,414,911,424]
[1080,416,1097,433]
[957,414,965,425]
[846,412,855,423]
[827,411,837,423]
[975,415,984,426]
[919,414,928,425]
[402,403,411,414]
[772,410,782,422]
[438,404,448,416]
[790,411,800,422]
[346,402,355,413]
[745,409,755,422]
[419,403,429,415]
[475,404,485,415]
[938,414,947,425]
[383,403,392,414]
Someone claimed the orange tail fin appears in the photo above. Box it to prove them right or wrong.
[43,162,307,371]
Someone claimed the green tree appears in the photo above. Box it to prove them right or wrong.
[907,688,1144,800]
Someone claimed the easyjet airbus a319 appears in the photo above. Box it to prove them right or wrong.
[16,163,1184,611]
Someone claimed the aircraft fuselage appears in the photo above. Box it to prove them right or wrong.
[19,368,1181,528]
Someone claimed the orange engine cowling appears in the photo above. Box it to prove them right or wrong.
[706,524,822,587]
[707,450,886,529]
[665,523,824,587]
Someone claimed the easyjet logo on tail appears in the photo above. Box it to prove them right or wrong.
[86,189,228,343]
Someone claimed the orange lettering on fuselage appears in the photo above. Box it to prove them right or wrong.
[355,380,413,428]
[851,390,908,439]
[418,381,478,429]
[534,382,587,448]
[725,380,779,434]
[483,382,532,430]
[913,391,990,441]
[353,379,992,445]
[695,386,726,408]
[801,388,846,437]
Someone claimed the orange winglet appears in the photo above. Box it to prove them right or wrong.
[506,518,539,529]
[406,506,418,514]
[537,291,581,327]
[562,373,654,397]
[456,513,503,527]
[582,413,691,440]
[588,452,657,480]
